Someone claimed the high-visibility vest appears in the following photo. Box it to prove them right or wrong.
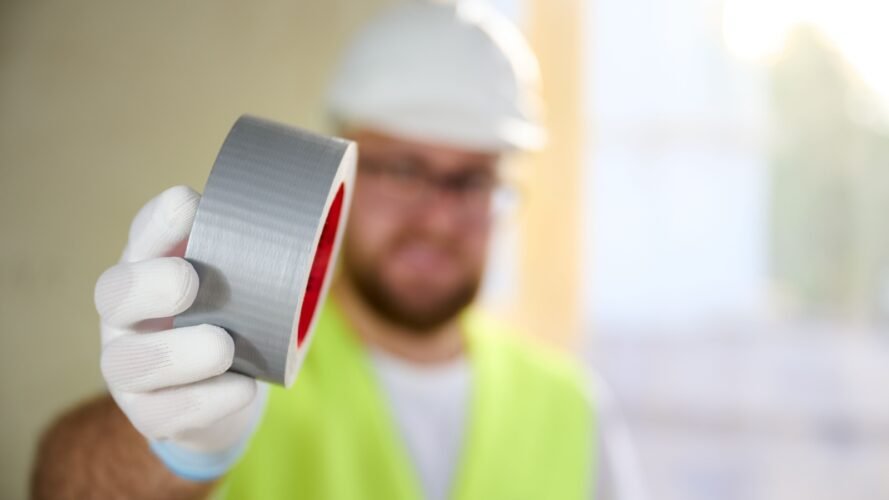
[216,300,594,499]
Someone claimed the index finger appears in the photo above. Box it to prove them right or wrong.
[122,185,200,263]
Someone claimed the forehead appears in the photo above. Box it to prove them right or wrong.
[342,128,502,172]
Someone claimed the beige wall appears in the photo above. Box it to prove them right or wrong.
[0,1,583,498]
[513,0,585,349]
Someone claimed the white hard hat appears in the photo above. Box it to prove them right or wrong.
[326,0,546,152]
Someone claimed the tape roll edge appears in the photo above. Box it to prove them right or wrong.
[282,140,357,388]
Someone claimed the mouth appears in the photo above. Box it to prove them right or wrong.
[390,242,454,274]
[392,243,451,272]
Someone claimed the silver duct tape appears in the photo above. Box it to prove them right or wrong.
[174,115,356,387]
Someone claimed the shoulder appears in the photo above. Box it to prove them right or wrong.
[462,307,592,411]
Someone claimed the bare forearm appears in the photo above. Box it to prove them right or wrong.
[31,393,217,500]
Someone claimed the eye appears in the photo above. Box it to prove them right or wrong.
[451,172,496,193]
[389,160,423,182]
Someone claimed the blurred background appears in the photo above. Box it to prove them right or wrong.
[582,0,889,499]
[1,0,887,499]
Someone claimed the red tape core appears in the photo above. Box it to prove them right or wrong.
[297,183,345,346]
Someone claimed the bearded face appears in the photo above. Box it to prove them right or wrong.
[339,129,500,333]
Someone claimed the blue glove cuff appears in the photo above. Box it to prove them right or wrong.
[149,437,249,482]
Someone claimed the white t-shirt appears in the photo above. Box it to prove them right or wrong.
[369,349,647,500]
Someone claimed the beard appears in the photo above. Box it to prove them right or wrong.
[341,235,482,333]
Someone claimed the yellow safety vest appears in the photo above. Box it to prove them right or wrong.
[216,300,594,499]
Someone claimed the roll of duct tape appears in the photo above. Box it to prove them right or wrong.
[174,115,356,387]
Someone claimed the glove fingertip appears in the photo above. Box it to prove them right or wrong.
[125,186,201,262]
[168,257,200,316]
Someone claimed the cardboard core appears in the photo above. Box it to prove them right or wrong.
[297,183,345,346]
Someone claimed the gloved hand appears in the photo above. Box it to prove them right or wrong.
[95,185,267,481]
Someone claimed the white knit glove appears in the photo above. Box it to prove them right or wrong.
[95,186,267,481]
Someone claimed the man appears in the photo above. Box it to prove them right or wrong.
[32,2,643,499]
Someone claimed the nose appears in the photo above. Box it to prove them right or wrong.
[413,190,464,236]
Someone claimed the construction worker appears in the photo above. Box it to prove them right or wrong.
[32,2,644,499]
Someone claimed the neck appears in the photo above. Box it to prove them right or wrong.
[330,277,466,365]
